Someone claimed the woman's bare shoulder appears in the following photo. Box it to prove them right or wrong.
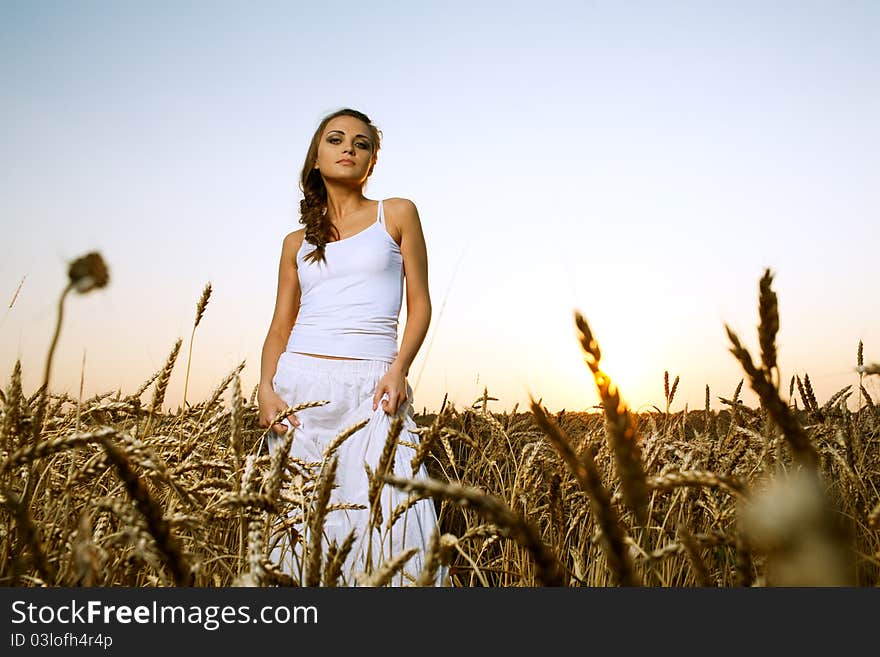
[383,198,420,226]
[283,228,306,246]
[382,198,419,245]
[383,197,418,213]
[281,228,306,266]
[382,198,425,250]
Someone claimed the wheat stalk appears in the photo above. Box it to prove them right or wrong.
[306,454,338,587]
[357,547,418,587]
[383,474,565,586]
[529,397,638,586]
[573,311,648,525]
[322,530,357,587]
[181,282,212,412]
[726,325,818,468]
[100,435,193,585]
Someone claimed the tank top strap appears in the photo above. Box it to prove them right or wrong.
[376,199,385,226]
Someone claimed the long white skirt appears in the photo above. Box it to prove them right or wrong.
[267,351,445,586]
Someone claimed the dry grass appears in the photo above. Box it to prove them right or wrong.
[1,261,878,586]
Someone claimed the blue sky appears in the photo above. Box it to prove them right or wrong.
[2,1,878,414]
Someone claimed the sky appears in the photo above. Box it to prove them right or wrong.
[1,1,878,416]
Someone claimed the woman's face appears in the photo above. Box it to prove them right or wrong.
[314,115,376,186]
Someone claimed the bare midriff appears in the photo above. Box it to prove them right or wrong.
[291,351,366,361]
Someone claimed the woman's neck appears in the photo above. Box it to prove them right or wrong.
[324,184,368,223]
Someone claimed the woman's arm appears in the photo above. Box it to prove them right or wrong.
[373,198,431,414]
[391,198,431,376]
[259,230,302,392]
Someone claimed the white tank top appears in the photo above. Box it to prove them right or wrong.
[285,199,403,363]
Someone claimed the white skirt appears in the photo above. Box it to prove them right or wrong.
[267,351,445,586]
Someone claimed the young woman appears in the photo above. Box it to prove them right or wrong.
[257,108,444,586]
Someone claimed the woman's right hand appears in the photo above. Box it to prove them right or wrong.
[257,384,300,435]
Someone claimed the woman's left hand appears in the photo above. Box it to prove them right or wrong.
[373,366,408,415]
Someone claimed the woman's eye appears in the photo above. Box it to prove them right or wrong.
[356,142,369,149]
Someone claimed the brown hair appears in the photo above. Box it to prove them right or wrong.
[299,108,382,265]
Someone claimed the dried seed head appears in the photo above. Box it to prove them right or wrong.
[194,282,212,328]
[668,375,679,406]
[758,268,779,374]
[438,534,459,566]
[573,311,601,370]
[68,252,109,294]
[732,379,743,404]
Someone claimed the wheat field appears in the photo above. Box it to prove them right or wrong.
[1,255,878,586]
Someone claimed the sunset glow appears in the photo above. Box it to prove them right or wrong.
[2,2,878,415]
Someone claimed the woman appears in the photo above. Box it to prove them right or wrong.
[257,108,444,586]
